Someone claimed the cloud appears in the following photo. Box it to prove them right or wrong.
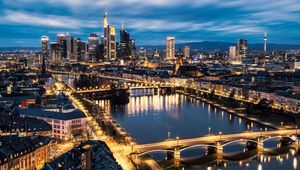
[1,0,300,45]
[0,10,99,29]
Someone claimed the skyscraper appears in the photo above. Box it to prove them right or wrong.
[184,46,190,59]
[264,32,267,53]
[229,46,237,60]
[166,36,175,60]
[118,26,131,59]
[69,37,78,63]
[41,36,49,56]
[129,39,136,58]
[237,39,248,58]
[77,39,88,62]
[50,42,62,64]
[103,12,116,61]
[56,33,71,63]
[41,36,49,73]
[88,33,99,62]
[138,47,147,59]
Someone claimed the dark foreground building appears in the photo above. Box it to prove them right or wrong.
[0,135,52,170]
[42,140,122,170]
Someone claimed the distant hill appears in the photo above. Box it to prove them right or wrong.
[1,41,300,52]
[0,47,40,51]
[139,41,300,52]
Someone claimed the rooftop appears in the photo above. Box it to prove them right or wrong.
[18,108,86,120]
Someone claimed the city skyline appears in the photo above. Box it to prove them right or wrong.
[1,0,300,47]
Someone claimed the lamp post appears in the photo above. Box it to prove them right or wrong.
[208,127,211,135]
[176,136,179,146]
[260,128,262,137]
[219,131,222,141]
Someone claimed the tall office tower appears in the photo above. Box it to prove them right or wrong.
[41,36,49,73]
[69,37,78,63]
[50,43,62,64]
[264,32,267,53]
[139,47,147,59]
[103,12,117,61]
[154,49,160,58]
[166,36,175,60]
[184,46,190,59]
[41,36,49,56]
[237,39,248,58]
[129,39,136,58]
[77,39,88,62]
[88,33,100,62]
[118,26,131,59]
[229,46,237,60]
[56,33,71,62]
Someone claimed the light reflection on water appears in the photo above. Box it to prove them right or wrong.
[56,76,300,170]
[98,93,267,144]
[97,93,300,169]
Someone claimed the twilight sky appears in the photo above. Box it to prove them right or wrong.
[1,0,300,47]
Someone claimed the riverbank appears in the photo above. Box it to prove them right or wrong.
[177,90,280,130]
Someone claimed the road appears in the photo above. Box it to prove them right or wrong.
[134,129,299,153]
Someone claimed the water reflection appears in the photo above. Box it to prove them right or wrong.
[98,93,267,144]
[96,92,300,170]
[146,147,300,170]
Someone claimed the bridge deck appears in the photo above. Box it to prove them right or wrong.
[134,129,298,153]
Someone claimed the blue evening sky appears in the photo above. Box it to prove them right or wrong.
[1,0,300,47]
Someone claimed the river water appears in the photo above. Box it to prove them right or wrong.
[56,75,299,170]
[97,92,300,170]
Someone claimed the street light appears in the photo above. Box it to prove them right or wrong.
[281,122,283,127]
[219,131,222,141]
[260,128,263,137]
[208,127,211,135]
[176,136,179,146]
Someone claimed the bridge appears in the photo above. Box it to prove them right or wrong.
[132,129,300,161]
[50,70,150,84]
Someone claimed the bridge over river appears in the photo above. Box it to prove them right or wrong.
[133,129,300,160]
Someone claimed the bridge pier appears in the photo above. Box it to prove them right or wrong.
[257,137,264,153]
[216,141,223,160]
[173,147,181,160]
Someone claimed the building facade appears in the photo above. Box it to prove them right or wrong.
[237,39,248,59]
[184,46,190,59]
[166,36,175,60]
[103,13,116,61]
[18,108,87,140]
[0,136,52,170]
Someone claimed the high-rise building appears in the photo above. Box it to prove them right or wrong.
[103,12,116,61]
[166,36,175,60]
[129,39,136,58]
[88,33,99,62]
[50,43,62,64]
[56,33,71,63]
[77,39,88,62]
[229,46,237,59]
[41,36,49,56]
[138,47,147,59]
[69,37,78,63]
[41,36,49,73]
[154,49,160,58]
[264,32,267,53]
[237,39,248,58]
[184,46,190,59]
[118,26,131,60]
[120,27,130,44]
